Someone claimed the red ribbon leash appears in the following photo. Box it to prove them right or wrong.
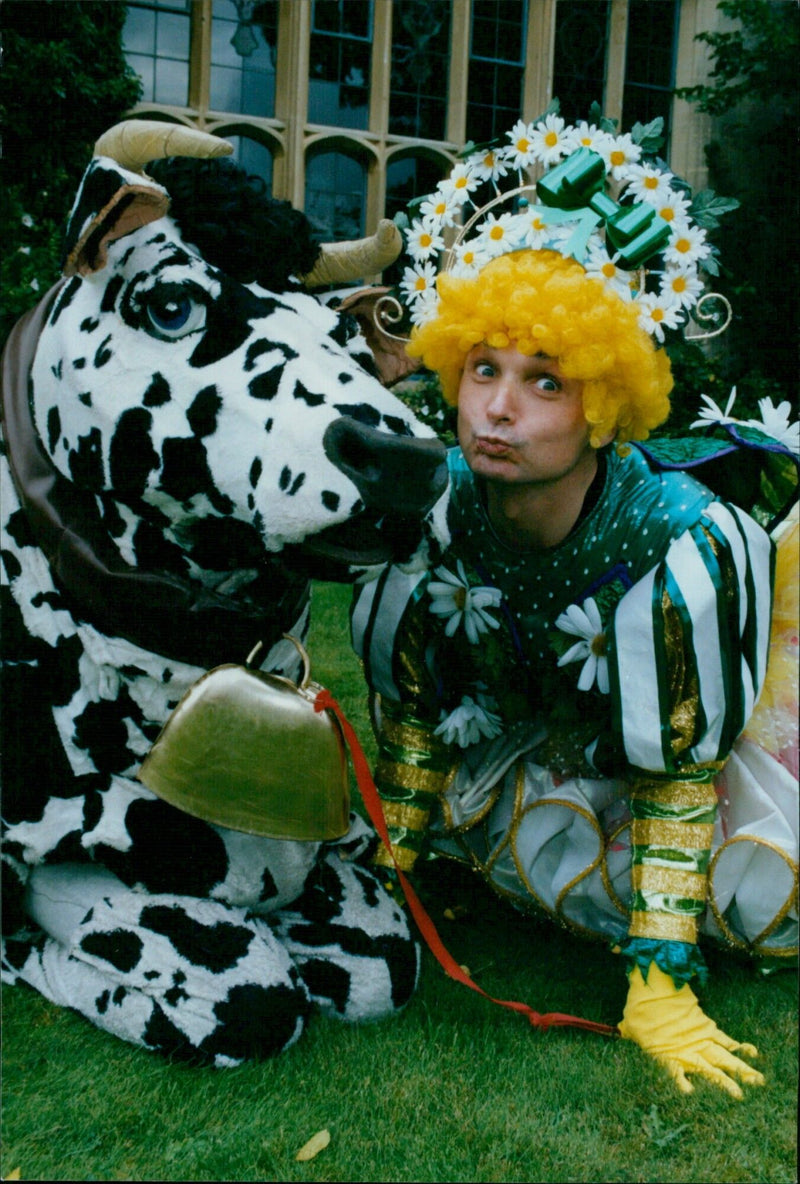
[315,689,618,1037]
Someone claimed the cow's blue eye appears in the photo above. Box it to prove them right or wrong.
[144,290,206,340]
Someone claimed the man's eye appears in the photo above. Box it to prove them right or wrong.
[474,362,495,378]
[537,376,561,392]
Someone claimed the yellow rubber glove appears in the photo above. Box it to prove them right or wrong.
[618,962,765,1099]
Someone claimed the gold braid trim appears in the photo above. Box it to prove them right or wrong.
[628,910,699,943]
[380,715,445,755]
[373,842,418,871]
[631,819,715,850]
[631,865,708,900]
[381,800,431,831]
[708,835,800,953]
[630,777,720,809]
[661,587,701,758]
[375,758,451,795]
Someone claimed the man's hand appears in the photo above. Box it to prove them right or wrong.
[618,962,765,1099]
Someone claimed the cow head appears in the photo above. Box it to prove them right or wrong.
[31,121,448,595]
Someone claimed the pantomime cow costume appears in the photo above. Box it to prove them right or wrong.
[0,122,449,1066]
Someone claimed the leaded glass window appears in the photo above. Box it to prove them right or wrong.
[386,154,447,221]
[467,0,527,144]
[224,135,273,193]
[552,0,610,123]
[123,0,191,107]
[305,151,366,241]
[210,0,278,117]
[389,0,451,140]
[623,0,678,146]
[308,0,372,130]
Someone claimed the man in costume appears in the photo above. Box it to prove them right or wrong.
[352,116,798,1097]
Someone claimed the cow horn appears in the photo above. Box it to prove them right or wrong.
[302,219,403,287]
[94,120,233,174]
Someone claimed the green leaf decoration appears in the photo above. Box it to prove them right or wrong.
[587,100,604,126]
[630,117,664,153]
[689,189,741,229]
[458,134,505,159]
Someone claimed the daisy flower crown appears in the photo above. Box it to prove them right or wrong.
[392,105,739,346]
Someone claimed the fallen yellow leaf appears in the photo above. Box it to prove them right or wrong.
[3,1170,21,1180]
[295,1128,331,1162]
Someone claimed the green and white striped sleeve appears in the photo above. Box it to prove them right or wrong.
[608,501,774,948]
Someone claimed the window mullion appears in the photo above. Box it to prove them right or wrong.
[446,0,471,146]
[188,0,212,118]
[274,0,311,206]
[369,0,392,136]
[523,0,556,118]
[604,0,628,123]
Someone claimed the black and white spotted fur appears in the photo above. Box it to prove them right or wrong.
[1,148,448,1064]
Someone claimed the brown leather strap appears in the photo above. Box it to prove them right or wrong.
[1,283,307,667]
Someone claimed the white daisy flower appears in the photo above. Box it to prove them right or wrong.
[476,211,520,258]
[623,163,674,205]
[439,162,479,206]
[746,397,800,454]
[600,132,642,179]
[665,221,711,267]
[584,242,633,300]
[555,597,610,694]
[654,189,691,224]
[428,559,502,645]
[636,292,685,342]
[505,119,537,171]
[690,387,741,430]
[399,261,438,303]
[435,693,504,748]
[516,205,553,249]
[466,146,510,186]
[660,265,704,310]
[419,189,459,228]
[451,238,492,276]
[564,121,614,156]
[410,286,440,324]
[405,217,445,262]
[530,113,571,166]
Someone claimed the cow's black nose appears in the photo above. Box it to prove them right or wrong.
[323,417,447,516]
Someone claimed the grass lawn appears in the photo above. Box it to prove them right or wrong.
[2,583,797,1183]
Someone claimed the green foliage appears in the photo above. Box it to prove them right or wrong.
[674,0,799,403]
[392,370,457,445]
[0,0,142,342]
[629,117,665,155]
[675,0,799,113]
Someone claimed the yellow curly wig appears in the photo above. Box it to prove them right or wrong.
[407,250,673,448]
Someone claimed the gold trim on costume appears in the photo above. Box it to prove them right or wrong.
[631,865,708,900]
[373,842,418,871]
[381,800,431,831]
[380,715,443,755]
[661,588,701,758]
[631,779,720,808]
[708,834,799,954]
[601,820,633,917]
[628,910,698,943]
[442,769,504,834]
[375,759,450,795]
[632,819,715,851]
